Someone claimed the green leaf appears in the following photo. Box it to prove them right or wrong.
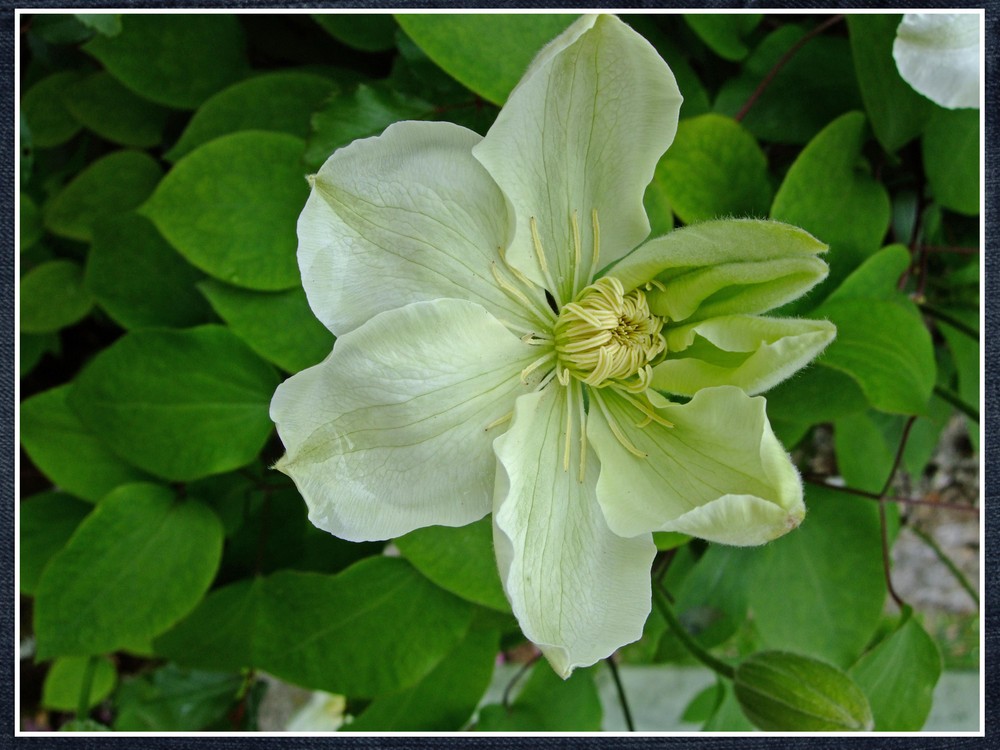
[68,326,279,482]
[43,149,162,242]
[20,193,43,250]
[20,491,92,594]
[75,13,122,37]
[816,298,935,415]
[30,15,93,45]
[748,486,885,668]
[153,578,261,674]
[395,517,510,613]
[84,14,249,109]
[166,71,340,162]
[771,112,891,300]
[703,679,755,730]
[766,364,868,428]
[833,409,898,493]
[312,14,398,52]
[304,83,431,171]
[938,307,979,437]
[735,650,874,731]
[656,113,771,224]
[21,71,84,148]
[476,663,602,731]
[34,483,223,658]
[349,626,500,730]
[683,14,761,61]
[395,14,578,105]
[198,280,332,373]
[714,25,863,144]
[20,385,151,502]
[143,131,308,291]
[923,108,980,216]
[849,613,942,730]
[42,656,117,711]
[657,544,751,657]
[59,718,110,732]
[19,260,92,333]
[846,15,934,153]
[255,558,473,698]
[642,158,674,238]
[62,72,170,147]
[113,665,242,731]
[85,213,213,330]
[823,243,910,304]
[20,331,60,378]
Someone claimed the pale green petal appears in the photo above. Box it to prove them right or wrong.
[654,315,836,396]
[299,120,542,337]
[606,219,828,322]
[473,15,682,305]
[893,13,980,109]
[493,385,656,677]
[589,386,804,546]
[271,299,538,542]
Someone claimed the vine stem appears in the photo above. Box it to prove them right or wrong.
[909,526,980,607]
[653,582,735,680]
[879,416,918,610]
[605,657,635,731]
[804,477,979,515]
[502,653,540,711]
[734,14,845,122]
[933,385,980,423]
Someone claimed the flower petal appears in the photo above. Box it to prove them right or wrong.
[271,299,538,541]
[654,315,836,396]
[893,13,980,110]
[588,386,804,546]
[606,219,829,323]
[299,120,543,337]
[493,384,656,677]
[473,15,682,305]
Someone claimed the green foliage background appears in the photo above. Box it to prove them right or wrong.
[18,12,980,732]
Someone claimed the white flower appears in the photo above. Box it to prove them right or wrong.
[271,14,835,677]
[893,13,980,109]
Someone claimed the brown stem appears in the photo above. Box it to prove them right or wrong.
[804,477,979,515]
[734,15,845,122]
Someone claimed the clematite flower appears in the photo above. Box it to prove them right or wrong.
[271,14,836,677]
[893,12,980,110]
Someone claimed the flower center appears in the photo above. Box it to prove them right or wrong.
[553,277,666,392]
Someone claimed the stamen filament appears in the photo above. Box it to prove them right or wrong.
[491,262,556,325]
[593,391,646,458]
[521,350,555,384]
[530,217,560,308]
[589,208,601,281]
[616,390,675,428]
[485,412,513,431]
[577,381,588,483]
[571,210,582,298]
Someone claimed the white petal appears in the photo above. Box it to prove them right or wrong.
[299,120,543,337]
[588,386,804,546]
[473,15,682,305]
[893,13,980,109]
[493,384,655,677]
[271,299,538,541]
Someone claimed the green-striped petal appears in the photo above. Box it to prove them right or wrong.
[271,299,537,541]
[493,384,656,677]
[589,386,804,545]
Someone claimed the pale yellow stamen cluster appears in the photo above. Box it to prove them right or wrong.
[553,277,666,393]
[487,209,674,475]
